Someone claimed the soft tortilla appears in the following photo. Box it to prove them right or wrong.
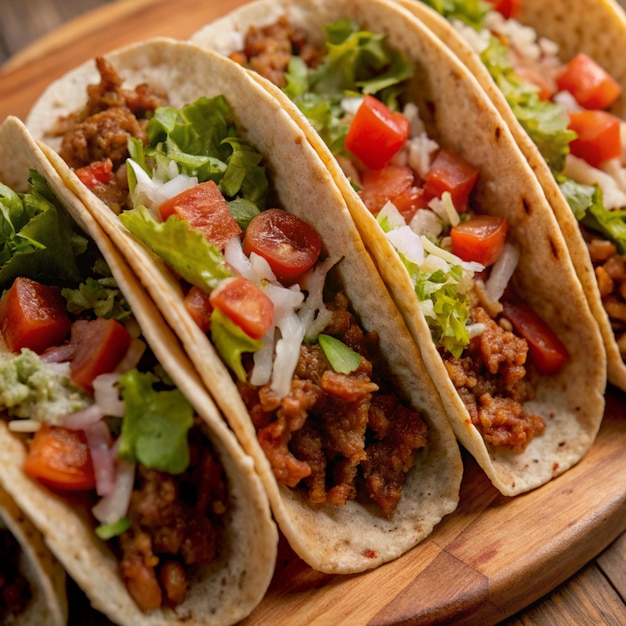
[0,115,278,626]
[189,0,607,495]
[26,38,463,574]
[393,0,626,391]
[0,484,67,626]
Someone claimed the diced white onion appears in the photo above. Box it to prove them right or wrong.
[378,201,406,230]
[409,208,443,239]
[341,96,363,116]
[485,242,520,303]
[114,337,146,374]
[61,404,105,430]
[420,236,484,274]
[84,420,115,497]
[92,458,136,524]
[93,373,124,417]
[385,225,424,266]
[7,419,41,433]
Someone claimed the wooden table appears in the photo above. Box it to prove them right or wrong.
[1,1,626,625]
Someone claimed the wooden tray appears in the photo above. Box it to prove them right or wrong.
[1,1,625,624]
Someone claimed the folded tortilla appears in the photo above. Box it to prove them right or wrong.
[392,0,626,391]
[188,0,607,496]
[25,38,463,574]
[0,484,67,626]
[0,115,277,625]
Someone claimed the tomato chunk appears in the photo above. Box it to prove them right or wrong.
[501,300,570,375]
[359,164,427,222]
[556,53,621,110]
[209,277,274,340]
[567,110,622,168]
[75,159,114,190]
[24,424,96,491]
[243,209,322,283]
[345,95,410,170]
[451,215,509,266]
[184,285,213,333]
[158,181,242,250]
[486,0,520,19]
[423,149,479,212]
[69,318,132,392]
[0,277,71,354]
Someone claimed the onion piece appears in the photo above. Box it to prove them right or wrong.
[92,457,136,524]
[8,419,41,433]
[84,420,115,497]
[114,337,146,374]
[61,404,104,430]
[93,373,124,418]
[485,242,520,303]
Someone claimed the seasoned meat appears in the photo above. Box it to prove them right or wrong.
[118,431,226,610]
[238,291,428,518]
[444,306,544,452]
[229,15,321,87]
[586,233,626,357]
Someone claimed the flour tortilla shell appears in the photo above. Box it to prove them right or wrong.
[26,39,463,574]
[0,115,278,626]
[189,0,607,495]
[0,484,67,626]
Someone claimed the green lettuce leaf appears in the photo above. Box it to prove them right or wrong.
[117,369,194,475]
[119,205,231,292]
[318,334,362,374]
[418,0,491,28]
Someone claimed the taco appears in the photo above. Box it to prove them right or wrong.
[188,0,607,495]
[0,115,277,625]
[0,484,67,626]
[25,38,463,573]
[391,0,626,391]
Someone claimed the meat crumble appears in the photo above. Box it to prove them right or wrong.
[117,427,226,612]
[238,290,428,519]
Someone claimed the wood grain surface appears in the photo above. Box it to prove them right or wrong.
[1,1,626,624]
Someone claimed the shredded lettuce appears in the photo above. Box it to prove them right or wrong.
[418,0,491,28]
[117,369,194,475]
[283,20,414,157]
[0,170,89,288]
[318,333,362,374]
[210,308,264,382]
[479,38,575,172]
[119,205,231,292]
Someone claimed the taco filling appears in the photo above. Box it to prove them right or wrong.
[0,172,227,612]
[419,0,626,358]
[227,15,571,453]
[47,57,429,518]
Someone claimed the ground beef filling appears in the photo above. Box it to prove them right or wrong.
[238,291,428,519]
[0,528,31,620]
[53,56,167,213]
[443,306,544,453]
[117,428,226,612]
[586,233,626,358]
[229,15,322,87]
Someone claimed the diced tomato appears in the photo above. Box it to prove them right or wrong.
[486,0,520,19]
[209,277,274,340]
[158,181,242,250]
[345,95,410,170]
[0,277,71,354]
[423,149,479,212]
[567,110,622,168]
[450,215,509,266]
[184,285,213,333]
[501,300,570,375]
[74,159,114,190]
[69,318,132,393]
[556,53,622,110]
[359,164,428,222]
[242,209,322,283]
[24,424,96,491]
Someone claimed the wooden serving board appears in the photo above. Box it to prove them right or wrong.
[1,1,625,624]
